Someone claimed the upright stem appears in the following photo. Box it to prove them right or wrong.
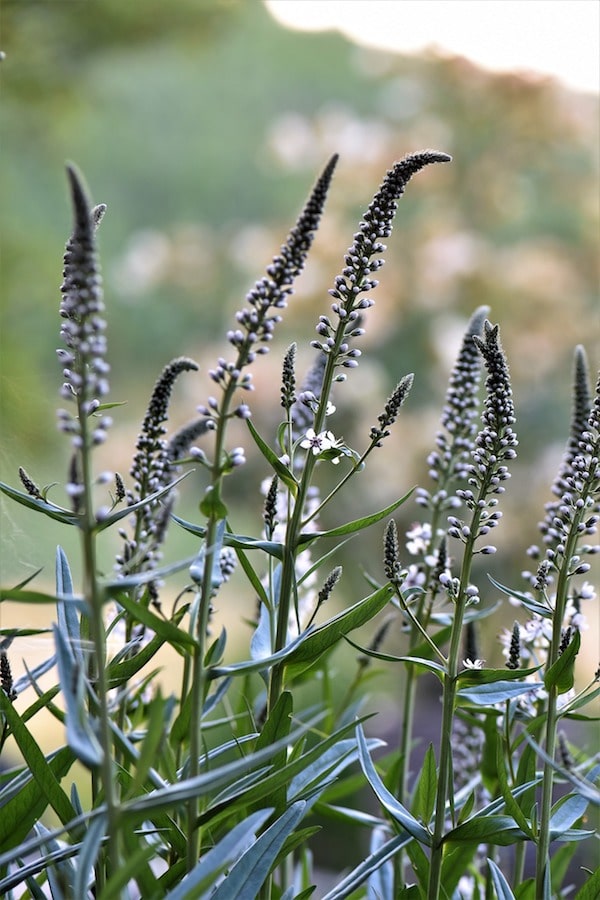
[535,527,578,894]
[427,534,477,899]
[79,410,119,882]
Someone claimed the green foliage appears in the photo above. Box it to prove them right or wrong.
[0,145,598,900]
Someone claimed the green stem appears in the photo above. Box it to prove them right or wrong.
[78,400,119,883]
[427,529,478,899]
[534,521,580,894]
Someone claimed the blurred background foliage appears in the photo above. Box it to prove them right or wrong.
[1,1,598,685]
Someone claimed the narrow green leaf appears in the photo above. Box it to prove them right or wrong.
[320,833,412,900]
[256,691,293,751]
[549,792,589,837]
[171,514,284,560]
[0,588,63,604]
[283,584,393,681]
[209,629,309,679]
[56,547,83,667]
[457,665,540,685]
[487,575,553,619]
[404,838,430,892]
[457,680,541,706]
[73,815,106,899]
[0,480,80,525]
[488,858,517,899]
[0,748,74,853]
[444,814,525,845]
[343,637,448,679]
[246,418,299,496]
[356,723,431,844]
[100,840,158,900]
[54,624,103,769]
[110,589,198,651]
[522,736,600,806]
[106,631,167,688]
[124,714,323,818]
[164,811,273,900]
[210,801,307,900]
[298,489,414,544]
[124,692,174,799]
[574,866,600,900]
[95,472,191,532]
[495,741,534,839]
[413,743,437,825]
[543,629,581,694]
[0,691,78,830]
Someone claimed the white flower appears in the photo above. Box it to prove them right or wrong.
[324,401,336,416]
[463,658,485,670]
[406,522,432,555]
[300,428,336,455]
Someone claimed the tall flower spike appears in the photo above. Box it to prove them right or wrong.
[281,343,297,411]
[312,150,451,369]
[536,346,593,554]
[446,321,517,550]
[417,305,489,511]
[470,321,518,495]
[370,373,414,446]
[119,357,199,577]
[57,165,109,448]
[206,155,339,405]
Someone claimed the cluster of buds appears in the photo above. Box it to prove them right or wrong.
[57,165,111,450]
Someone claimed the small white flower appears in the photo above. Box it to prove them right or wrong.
[300,428,336,455]
[324,401,336,416]
[463,658,485,670]
[406,522,432,555]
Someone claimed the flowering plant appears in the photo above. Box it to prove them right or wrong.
[0,152,597,900]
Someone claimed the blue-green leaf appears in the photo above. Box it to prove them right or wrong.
[210,801,306,900]
[356,723,431,844]
[164,810,273,900]
[457,680,540,706]
[487,575,553,619]
[54,624,103,769]
[171,514,284,560]
[0,480,80,525]
[488,858,517,899]
[320,832,412,900]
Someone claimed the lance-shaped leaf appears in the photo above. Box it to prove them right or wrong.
[544,628,581,694]
[283,584,394,681]
[53,624,103,769]
[210,802,307,900]
[356,722,431,844]
[163,810,273,900]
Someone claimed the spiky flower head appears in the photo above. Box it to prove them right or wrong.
[369,374,414,447]
[206,155,338,408]
[281,343,297,411]
[312,151,451,370]
[417,307,489,513]
[57,165,110,448]
[116,357,198,578]
[532,347,599,574]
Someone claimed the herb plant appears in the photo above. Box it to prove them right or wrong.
[0,151,598,900]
